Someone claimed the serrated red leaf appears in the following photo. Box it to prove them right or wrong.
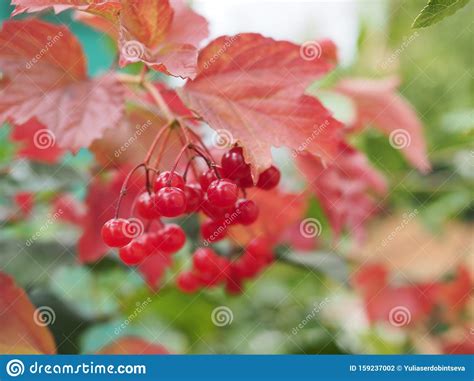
[11,118,65,163]
[181,33,343,178]
[0,272,56,354]
[10,0,121,20]
[297,143,387,242]
[0,19,125,152]
[334,77,430,172]
[118,0,208,79]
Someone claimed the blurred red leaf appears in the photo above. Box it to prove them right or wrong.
[334,77,430,172]
[11,119,65,164]
[52,194,85,225]
[97,337,169,354]
[0,272,56,354]
[138,253,172,290]
[182,33,342,178]
[13,192,35,218]
[0,19,125,152]
[297,143,387,242]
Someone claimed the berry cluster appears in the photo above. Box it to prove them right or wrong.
[177,237,274,295]
[100,126,281,293]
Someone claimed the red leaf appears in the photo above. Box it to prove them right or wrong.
[78,168,144,263]
[11,118,65,163]
[52,194,85,225]
[181,33,342,178]
[0,272,56,354]
[0,19,125,152]
[297,143,387,242]
[118,0,209,79]
[10,0,121,20]
[334,77,430,172]
[97,337,169,354]
[14,191,35,218]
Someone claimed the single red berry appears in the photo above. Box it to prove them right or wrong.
[136,192,160,219]
[176,271,200,293]
[184,183,203,213]
[156,187,187,217]
[207,179,238,208]
[235,199,259,225]
[221,147,250,180]
[152,224,186,254]
[119,240,147,265]
[200,194,233,220]
[257,166,281,190]
[246,236,274,265]
[154,171,185,192]
[236,168,254,188]
[201,219,227,243]
[199,166,223,191]
[101,218,132,247]
[193,248,219,273]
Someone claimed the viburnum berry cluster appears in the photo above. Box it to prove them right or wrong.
[100,123,280,294]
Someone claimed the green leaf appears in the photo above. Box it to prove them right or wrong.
[412,0,471,28]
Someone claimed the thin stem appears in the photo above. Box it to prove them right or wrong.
[186,126,216,162]
[144,120,173,165]
[143,81,174,122]
[115,163,146,219]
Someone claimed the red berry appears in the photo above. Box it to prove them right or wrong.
[119,240,147,265]
[176,271,200,293]
[136,192,160,219]
[193,248,219,273]
[201,219,227,243]
[152,224,186,254]
[235,199,259,225]
[246,236,273,265]
[101,218,132,247]
[156,187,187,217]
[154,171,185,192]
[200,194,233,220]
[207,179,238,208]
[221,147,250,180]
[257,166,280,190]
[199,166,223,191]
[235,168,254,188]
[184,183,203,213]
